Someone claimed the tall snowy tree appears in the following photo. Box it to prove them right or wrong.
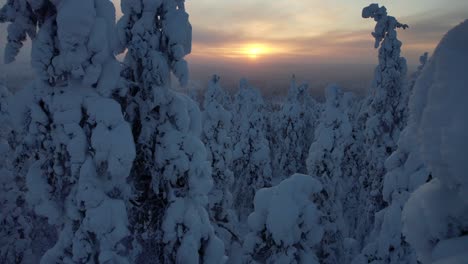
[202,75,237,252]
[272,76,316,181]
[116,1,225,262]
[2,0,136,263]
[306,84,353,264]
[243,174,324,264]
[338,92,364,262]
[354,3,409,248]
[231,79,272,223]
[0,83,10,131]
[0,0,37,64]
[0,83,23,263]
[402,19,468,264]
[2,81,58,263]
[353,53,430,264]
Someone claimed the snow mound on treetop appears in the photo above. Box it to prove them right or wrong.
[403,19,468,264]
[248,174,323,246]
[417,19,468,190]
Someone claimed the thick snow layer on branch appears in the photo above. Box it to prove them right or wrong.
[307,84,353,264]
[2,1,136,262]
[202,75,237,254]
[243,174,323,264]
[0,0,37,63]
[117,0,192,87]
[232,79,272,222]
[402,20,468,264]
[355,4,410,251]
[271,77,318,181]
[20,86,136,263]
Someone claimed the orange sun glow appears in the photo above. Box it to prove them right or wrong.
[240,43,275,59]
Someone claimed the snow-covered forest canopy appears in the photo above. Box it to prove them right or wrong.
[0,1,467,263]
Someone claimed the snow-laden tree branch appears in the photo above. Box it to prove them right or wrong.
[232,79,272,223]
[2,1,136,263]
[116,1,225,262]
[354,5,410,254]
[243,174,323,263]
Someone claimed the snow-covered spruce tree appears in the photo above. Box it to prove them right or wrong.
[2,0,137,263]
[1,87,60,263]
[0,84,10,136]
[402,20,468,264]
[231,79,272,223]
[306,84,353,264]
[355,3,409,246]
[0,2,55,263]
[1,83,57,263]
[202,75,237,251]
[264,101,280,177]
[336,91,364,262]
[116,1,225,263]
[0,0,37,64]
[352,53,431,264]
[243,174,323,264]
[0,84,23,263]
[271,76,315,181]
[323,86,361,247]
[406,52,428,94]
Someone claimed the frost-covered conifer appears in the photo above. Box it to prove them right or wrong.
[1,82,57,263]
[406,52,428,94]
[355,3,409,246]
[402,20,468,264]
[116,1,225,262]
[306,85,353,264]
[116,0,191,88]
[202,75,237,251]
[0,0,37,63]
[231,79,272,222]
[272,76,315,181]
[2,1,136,263]
[243,174,323,264]
[0,84,11,140]
[337,92,364,262]
[0,84,22,262]
[353,53,430,264]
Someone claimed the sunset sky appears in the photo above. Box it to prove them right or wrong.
[1,1,467,93]
[1,0,467,66]
[181,0,468,65]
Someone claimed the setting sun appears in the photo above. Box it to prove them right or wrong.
[247,47,260,59]
[241,43,274,59]
[246,45,262,59]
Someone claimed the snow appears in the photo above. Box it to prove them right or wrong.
[86,97,135,194]
[0,1,466,263]
[271,76,318,182]
[402,19,468,264]
[116,0,192,88]
[353,50,431,264]
[0,1,137,262]
[162,197,226,264]
[202,75,237,256]
[115,1,224,261]
[243,174,323,263]
[432,236,468,263]
[307,84,353,264]
[0,0,37,63]
[231,79,272,223]
[354,5,411,259]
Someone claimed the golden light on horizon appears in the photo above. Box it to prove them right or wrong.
[240,43,277,59]
[190,42,296,62]
[247,46,260,59]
